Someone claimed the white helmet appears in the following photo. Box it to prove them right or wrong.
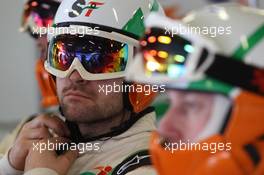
[127,3,264,95]
[126,2,264,141]
[55,0,164,38]
[183,2,264,67]
[44,0,164,113]
[126,0,264,147]
[45,0,164,80]
[126,4,264,174]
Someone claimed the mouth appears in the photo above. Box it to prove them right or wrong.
[64,91,91,100]
[158,128,184,143]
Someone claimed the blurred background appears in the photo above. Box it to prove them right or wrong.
[0,0,263,140]
[0,1,39,139]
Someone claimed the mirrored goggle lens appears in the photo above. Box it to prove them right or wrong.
[48,34,129,74]
[141,27,194,79]
[22,0,59,32]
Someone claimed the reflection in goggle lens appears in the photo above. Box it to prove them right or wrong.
[48,34,129,74]
[141,28,194,79]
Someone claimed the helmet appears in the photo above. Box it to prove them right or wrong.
[126,3,264,174]
[21,0,60,38]
[53,0,163,38]
[21,0,61,109]
[22,0,61,108]
[180,2,264,145]
[45,0,164,113]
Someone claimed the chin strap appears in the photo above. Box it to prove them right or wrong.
[59,107,82,143]
[65,120,84,143]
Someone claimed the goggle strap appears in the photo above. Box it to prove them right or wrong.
[205,54,264,96]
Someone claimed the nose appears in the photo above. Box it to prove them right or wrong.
[68,70,87,85]
[158,105,186,141]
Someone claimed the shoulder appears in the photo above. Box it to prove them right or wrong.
[111,150,155,175]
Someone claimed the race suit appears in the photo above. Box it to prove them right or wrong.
[0,108,157,175]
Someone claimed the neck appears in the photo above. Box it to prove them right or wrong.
[77,110,131,139]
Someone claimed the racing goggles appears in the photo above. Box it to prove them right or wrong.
[141,26,216,84]
[141,26,264,96]
[21,0,59,38]
[45,28,137,80]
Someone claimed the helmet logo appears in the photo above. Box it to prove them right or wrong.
[69,0,104,18]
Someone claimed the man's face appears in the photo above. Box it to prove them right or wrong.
[56,71,124,124]
[158,90,214,143]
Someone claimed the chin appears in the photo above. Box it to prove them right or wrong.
[61,106,83,119]
[63,107,98,123]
